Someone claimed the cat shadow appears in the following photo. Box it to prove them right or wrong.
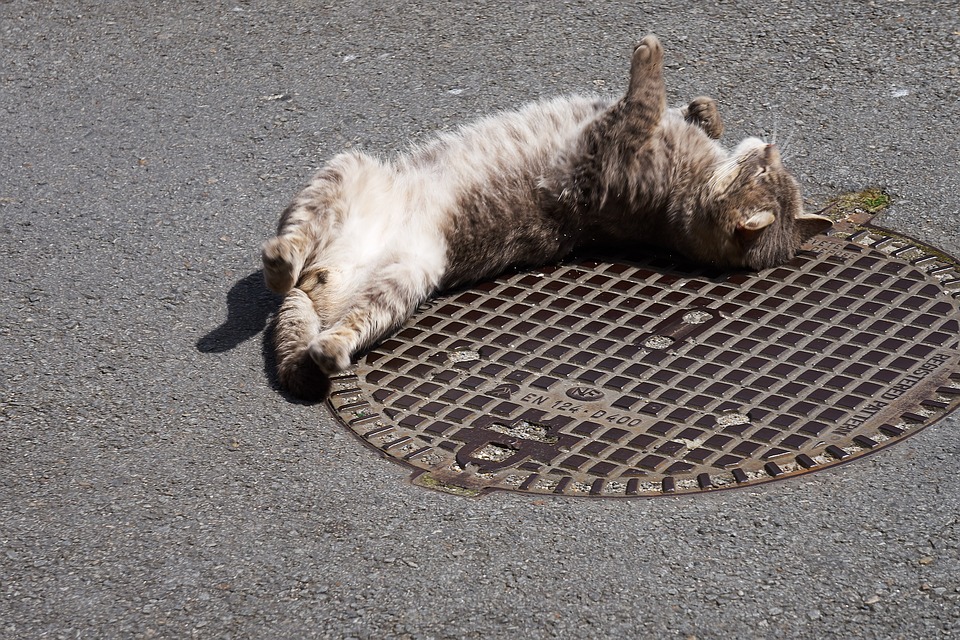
[196,270,278,354]
[577,247,751,282]
[196,270,335,404]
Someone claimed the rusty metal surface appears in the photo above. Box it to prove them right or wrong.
[328,227,960,497]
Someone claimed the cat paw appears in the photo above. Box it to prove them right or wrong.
[632,35,663,67]
[627,35,664,103]
[308,333,352,375]
[279,349,332,402]
[685,96,724,139]
[261,235,302,293]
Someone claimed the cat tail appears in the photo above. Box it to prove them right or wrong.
[273,288,331,401]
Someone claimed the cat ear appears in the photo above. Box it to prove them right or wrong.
[735,210,775,243]
[740,210,775,231]
[794,213,833,242]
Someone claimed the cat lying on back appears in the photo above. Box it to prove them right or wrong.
[262,35,832,400]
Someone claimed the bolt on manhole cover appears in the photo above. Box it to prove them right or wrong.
[327,222,960,497]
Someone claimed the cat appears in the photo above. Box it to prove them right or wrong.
[261,35,832,401]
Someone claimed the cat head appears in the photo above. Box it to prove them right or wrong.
[697,138,832,270]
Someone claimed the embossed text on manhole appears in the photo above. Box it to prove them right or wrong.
[328,228,960,497]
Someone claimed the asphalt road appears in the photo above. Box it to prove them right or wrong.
[2,1,959,638]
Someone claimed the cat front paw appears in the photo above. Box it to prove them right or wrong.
[632,35,663,67]
[627,35,665,104]
[261,235,302,294]
[685,96,724,139]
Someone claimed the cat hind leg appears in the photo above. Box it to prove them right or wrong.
[262,232,309,294]
[307,272,429,375]
[307,302,418,376]
[308,329,354,375]
[263,157,361,294]
[273,288,331,401]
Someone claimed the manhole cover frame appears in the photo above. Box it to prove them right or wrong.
[326,219,960,497]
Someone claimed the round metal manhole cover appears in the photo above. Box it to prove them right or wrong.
[327,225,960,497]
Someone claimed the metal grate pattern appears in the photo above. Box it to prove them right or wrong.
[328,230,960,497]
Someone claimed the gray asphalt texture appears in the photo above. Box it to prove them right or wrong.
[2,1,959,638]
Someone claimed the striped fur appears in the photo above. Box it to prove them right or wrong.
[262,35,831,400]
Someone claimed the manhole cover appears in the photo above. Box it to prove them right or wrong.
[328,223,960,497]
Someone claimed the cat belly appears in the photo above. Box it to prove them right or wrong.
[411,98,610,287]
[308,167,450,321]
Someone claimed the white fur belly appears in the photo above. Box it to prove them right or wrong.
[314,162,450,319]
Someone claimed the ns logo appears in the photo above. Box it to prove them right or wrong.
[565,387,605,402]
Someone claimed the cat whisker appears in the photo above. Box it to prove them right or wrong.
[777,128,796,162]
[760,110,796,162]
[761,110,781,147]
[809,201,839,217]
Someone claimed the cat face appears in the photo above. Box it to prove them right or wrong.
[705,138,832,270]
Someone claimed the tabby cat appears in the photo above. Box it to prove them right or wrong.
[262,35,832,400]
